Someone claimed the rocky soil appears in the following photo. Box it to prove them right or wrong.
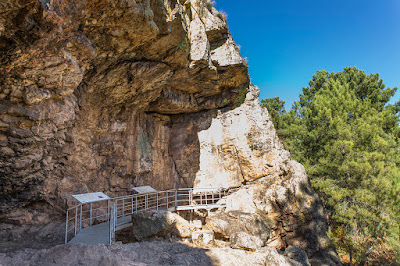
[0,242,311,266]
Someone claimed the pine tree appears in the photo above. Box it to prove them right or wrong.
[260,97,286,129]
[263,67,400,263]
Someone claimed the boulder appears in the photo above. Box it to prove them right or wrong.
[284,245,311,266]
[191,230,214,245]
[206,211,270,242]
[230,232,264,251]
[131,210,192,240]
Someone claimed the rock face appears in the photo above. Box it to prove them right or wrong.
[0,0,340,264]
[0,0,247,241]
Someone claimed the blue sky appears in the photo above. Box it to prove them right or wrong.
[214,0,400,109]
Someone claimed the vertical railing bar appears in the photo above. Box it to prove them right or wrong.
[65,210,69,244]
[131,197,133,215]
[107,200,110,221]
[156,192,159,210]
[175,189,178,209]
[122,199,125,217]
[166,191,168,209]
[109,202,112,245]
[74,207,77,236]
[135,195,138,212]
[80,205,82,230]
[113,202,115,242]
[89,203,92,226]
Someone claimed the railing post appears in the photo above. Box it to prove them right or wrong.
[109,202,112,245]
[122,199,125,217]
[79,205,82,230]
[89,203,92,226]
[145,195,148,210]
[65,210,69,244]
[74,207,77,236]
[131,197,133,215]
[175,189,178,208]
[156,193,159,210]
[107,200,110,221]
[166,191,168,209]
[135,195,138,212]
[189,190,192,205]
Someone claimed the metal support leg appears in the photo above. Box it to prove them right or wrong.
[89,203,92,226]
[135,196,138,212]
[65,210,69,244]
[109,203,112,245]
[74,207,77,236]
[175,190,178,208]
[79,205,82,230]
[107,200,110,221]
[122,199,125,217]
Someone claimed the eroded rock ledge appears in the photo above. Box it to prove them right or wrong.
[1,0,340,264]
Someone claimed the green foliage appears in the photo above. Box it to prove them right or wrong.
[261,97,286,129]
[262,67,400,263]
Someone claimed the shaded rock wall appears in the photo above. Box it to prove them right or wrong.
[0,0,248,225]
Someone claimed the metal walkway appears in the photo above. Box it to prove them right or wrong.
[65,187,229,245]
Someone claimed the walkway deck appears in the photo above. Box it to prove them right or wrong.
[65,187,229,245]
[69,216,132,245]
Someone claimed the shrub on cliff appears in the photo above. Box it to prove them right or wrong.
[262,67,400,264]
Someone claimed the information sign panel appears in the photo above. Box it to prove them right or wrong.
[72,192,110,204]
[132,186,157,194]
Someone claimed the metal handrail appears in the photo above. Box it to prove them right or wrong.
[65,187,230,244]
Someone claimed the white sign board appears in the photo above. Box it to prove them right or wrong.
[72,192,110,204]
[132,186,157,194]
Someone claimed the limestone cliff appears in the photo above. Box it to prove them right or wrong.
[1,0,247,218]
[1,0,339,264]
